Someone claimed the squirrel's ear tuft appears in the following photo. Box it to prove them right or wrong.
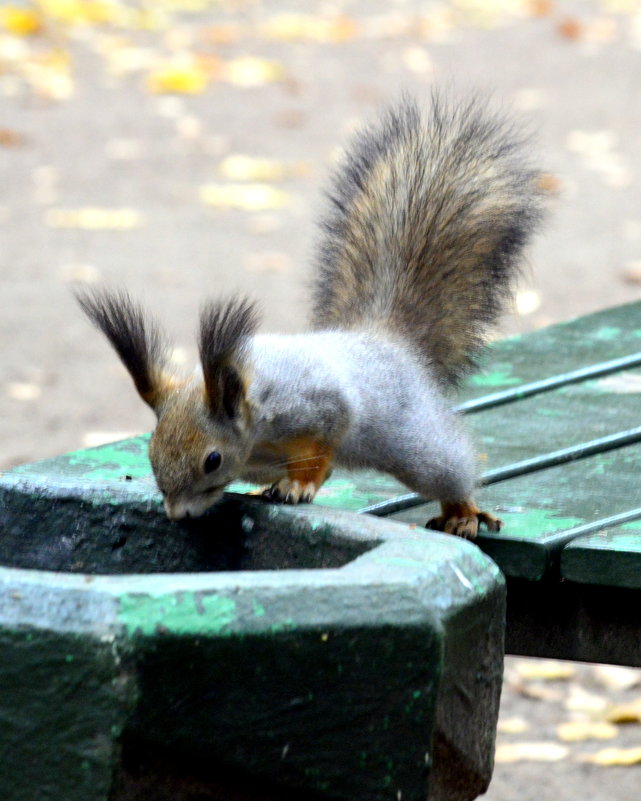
[76,288,174,411]
[199,297,259,419]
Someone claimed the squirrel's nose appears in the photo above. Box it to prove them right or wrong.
[164,498,189,520]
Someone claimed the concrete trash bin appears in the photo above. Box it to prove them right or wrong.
[0,439,505,801]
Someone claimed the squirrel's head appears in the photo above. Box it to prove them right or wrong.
[77,290,259,521]
[149,378,254,520]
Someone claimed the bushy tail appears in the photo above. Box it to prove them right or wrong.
[311,93,545,386]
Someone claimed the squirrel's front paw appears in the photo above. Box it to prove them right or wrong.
[262,478,318,505]
[427,501,502,540]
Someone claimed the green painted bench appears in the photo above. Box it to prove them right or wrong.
[1,300,641,800]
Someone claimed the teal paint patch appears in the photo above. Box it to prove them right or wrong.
[317,476,392,511]
[119,592,237,636]
[498,508,584,541]
[469,364,521,388]
[535,408,563,417]
[587,455,616,477]
[66,437,152,481]
[593,326,621,341]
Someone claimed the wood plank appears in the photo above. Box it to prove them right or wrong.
[561,525,641,589]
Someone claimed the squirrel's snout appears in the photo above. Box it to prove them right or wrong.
[163,498,188,520]
[163,491,223,521]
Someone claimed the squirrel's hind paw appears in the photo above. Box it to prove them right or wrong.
[427,502,502,541]
[262,478,318,505]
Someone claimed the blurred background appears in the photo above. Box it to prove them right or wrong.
[2,1,641,798]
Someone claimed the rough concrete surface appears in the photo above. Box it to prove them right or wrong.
[1,1,641,799]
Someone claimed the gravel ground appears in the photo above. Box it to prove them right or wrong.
[2,1,641,798]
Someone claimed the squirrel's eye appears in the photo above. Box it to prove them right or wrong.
[203,451,222,474]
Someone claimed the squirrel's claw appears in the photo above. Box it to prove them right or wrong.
[426,503,502,540]
[262,478,318,505]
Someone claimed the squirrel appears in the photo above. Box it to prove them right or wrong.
[77,93,544,539]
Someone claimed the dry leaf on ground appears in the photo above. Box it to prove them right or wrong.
[510,681,564,703]
[495,741,570,763]
[7,382,41,401]
[200,183,289,211]
[497,716,530,734]
[223,56,284,87]
[1,7,43,36]
[0,128,25,146]
[147,63,209,94]
[259,14,359,44]
[605,698,641,724]
[514,659,576,681]
[557,720,618,742]
[580,746,641,766]
[45,207,143,230]
[219,155,310,182]
[564,685,609,713]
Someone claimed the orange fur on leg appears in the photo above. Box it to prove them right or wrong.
[262,437,333,504]
[427,500,502,540]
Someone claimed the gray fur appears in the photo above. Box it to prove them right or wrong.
[243,330,476,502]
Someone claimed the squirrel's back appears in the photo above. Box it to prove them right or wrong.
[312,94,545,387]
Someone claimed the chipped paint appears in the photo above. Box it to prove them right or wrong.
[469,364,521,388]
[593,326,621,341]
[119,592,237,636]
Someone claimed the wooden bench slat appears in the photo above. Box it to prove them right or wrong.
[561,524,641,589]
[459,300,641,401]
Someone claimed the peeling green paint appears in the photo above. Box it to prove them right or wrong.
[66,437,152,481]
[469,364,521,388]
[587,455,617,477]
[535,408,563,417]
[495,508,584,541]
[593,326,621,341]
[119,592,237,636]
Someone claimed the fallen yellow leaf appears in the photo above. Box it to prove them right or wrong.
[495,741,570,763]
[7,382,41,402]
[45,207,143,230]
[565,685,609,713]
[594,665,641,692]
[497,716,529,734]
[219,155,310,182]
[580,746,641,766]
[514,659,575,681]
[147,63,208,94]
[1,7,43,36]
[557,721,618,742]
[605,698,641,724]
[39,0,120,26]
[224,56,284,87]
[202,22,243,45]
[0,128,25,146]
[260,13,358,43]
[200,183,289,211]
